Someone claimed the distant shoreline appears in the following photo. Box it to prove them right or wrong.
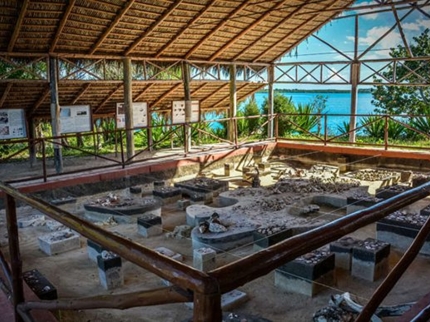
[258,88,372,94]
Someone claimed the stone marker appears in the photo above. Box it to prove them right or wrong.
[23,269,58,300]
[193,247,216,272]
[351,238,390,281]
[97,251,123,290]
[329,236,362,271]
[137,214,162,238]
[38,230,80,256]
[87,239,107,263]
[224,163,233,176]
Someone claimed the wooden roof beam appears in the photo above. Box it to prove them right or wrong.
[151,83,182,107]
[70,83,91,105]
[184,0,251,59]
[50,0,76,52]
[155,0,216,58]
[209,0,289,61]
[200,83,228,104]
[94,84,123,114]
[0,83,12,108]
[233,1,309,61]
[125,0,183,56]
[133,83,155,101]
[29,86,50,117]
[391,0,413,58]
[8,0,29,52]
[90,0,136,55]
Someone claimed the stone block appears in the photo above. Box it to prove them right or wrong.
[377,214,430,255]
[375,184,411,200]
[87,239,107,263]
[129,186,142,195]
[257,162,271,175]
[18,214,45,228]
[253,228,292,250]
[329,237,362,270]
[193,247,217,272]
[38,230,80,256]
[177,199,191,210]
[153,187,182,204]
[275,251,335,297]
[137,214,162,238]
[97,252,123,290]
[351,238,390,281]
[154,247,183,286]
[23,269,57,300]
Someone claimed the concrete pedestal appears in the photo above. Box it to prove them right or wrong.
[351,238,390,282]
[153,187,182,205]
[253,228,292,251]
[137,214,162,237]
[224,163,233,176]
[154,247,183,286]
[23,269,58,300]
[38,230,80,256]
[275,251,335,297]
[87,239,107,262]
[97,252,123,290]
[329,236,362,270]
[193,247,217,272]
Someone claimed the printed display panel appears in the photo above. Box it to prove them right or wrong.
[60,105,91,133]
[0,109,26,139]
[172,101,200,124]
[116,102,148,128]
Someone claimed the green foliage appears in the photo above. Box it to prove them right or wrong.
[237,98,261,137]
[261,92,296,136]
[371,29,430,114]
[360,115,405,140]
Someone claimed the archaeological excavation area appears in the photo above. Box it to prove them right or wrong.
[2,144,430,322]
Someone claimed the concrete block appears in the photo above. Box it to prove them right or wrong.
[153,187,182,205]
[351,238,390,282]
[377,217,430,255]
[137,214,162,238]
[257,162,271,175]
[193,247,216,272]
[23,269,57,300]
[46,220,64,231]
[18,214,45,228]
[375,184,411,200]
[177,199,191,210]
[253,229,292,251]
[97,252,123,290]
[329,237,362,270]
[38,230,80,256]
[87,239,107,263]
[154,247,183,286]
[274,251,335,297]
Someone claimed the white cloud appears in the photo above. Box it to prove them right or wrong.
[359,26,401,48]
[403,22,420,31]
[350,1,379,20]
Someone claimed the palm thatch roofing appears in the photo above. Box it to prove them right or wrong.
[0,0,355,118]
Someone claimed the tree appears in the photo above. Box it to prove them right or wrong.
[371,29,430,115]
[261,92,296,136]
[237,98,261,137]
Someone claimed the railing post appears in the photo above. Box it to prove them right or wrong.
[384,115,389,151]
[5,194,24,322]
[119,130,125,168]
[193,292,222,322]
[275,114,279,141]
[42,139,47,182]
[324,114,328,145]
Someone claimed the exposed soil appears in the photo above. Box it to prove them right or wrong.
[1,163,430,322]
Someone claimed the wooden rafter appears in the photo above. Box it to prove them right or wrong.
[155,0,217,58]
[29,86,50,116]
[90,0,136,55]
[185,0,251,59]
[134,83,157,102]
[94,84,123,113]
[209,0,289,61]
[254,0,343,63]
[151,83,182,107]
[234,2,309,61]
[200,83,228,104]
[125,0,183,56]
[50,0,76,52]
[190,82,209,97]
[0,83,12,108]
[8,0,29,52]
[70,83,91,105]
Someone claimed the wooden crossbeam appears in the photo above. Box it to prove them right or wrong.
[50,0,76,52]
[7,0,29,52]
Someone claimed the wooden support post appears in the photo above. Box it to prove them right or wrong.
[49,56,63,173]
[183,61,192,154]
[349,16,359,143]
[228,64,237,144]
[193,292,222,322]
[27,117,37,167]
[267,64,274,138]
[123,57,135,160]
[5,194,24,322]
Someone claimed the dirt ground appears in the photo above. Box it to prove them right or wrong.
[1,162,430,322]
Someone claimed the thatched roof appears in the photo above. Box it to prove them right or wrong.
[0,0,355,118]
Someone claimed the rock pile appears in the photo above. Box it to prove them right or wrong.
[386,210,428,225]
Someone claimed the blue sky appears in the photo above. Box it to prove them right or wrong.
[276,0,430,90]
[283,0,430,63]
